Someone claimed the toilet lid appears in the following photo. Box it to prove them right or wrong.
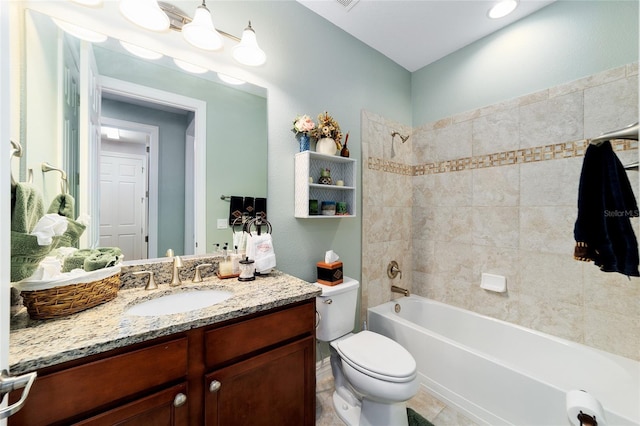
[335,331,417,382]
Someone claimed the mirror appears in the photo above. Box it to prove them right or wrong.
[14,6,268,262]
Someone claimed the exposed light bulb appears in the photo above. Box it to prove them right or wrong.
[182,3,224,51]
[173,59,208,74]
[53,18,107,43]
[120,41,163,60]
[488,0,518,19]
[119,0,170,32]
[232,22,266,67]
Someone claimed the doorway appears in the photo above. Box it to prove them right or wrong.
[96,76,206,259]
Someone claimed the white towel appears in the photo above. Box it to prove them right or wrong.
[246,233,276,273]
[30,213,68,245]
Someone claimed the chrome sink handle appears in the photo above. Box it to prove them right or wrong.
[0,370,37,419]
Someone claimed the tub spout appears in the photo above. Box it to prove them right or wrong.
[391,285,409,297]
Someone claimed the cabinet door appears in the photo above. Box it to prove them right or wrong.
[73,383,189,426]
[204,336,315,426]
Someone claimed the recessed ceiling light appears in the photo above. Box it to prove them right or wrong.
[488,0,518,19]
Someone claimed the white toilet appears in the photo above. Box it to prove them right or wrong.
[315,277,419,426]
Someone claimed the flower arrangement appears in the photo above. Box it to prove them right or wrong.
[292,114,316,136]
[311,111,342,150]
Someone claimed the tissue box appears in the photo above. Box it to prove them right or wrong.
[316,261,343,286]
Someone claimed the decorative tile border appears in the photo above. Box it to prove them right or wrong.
[368,139,638,176]
[367,157,413,176]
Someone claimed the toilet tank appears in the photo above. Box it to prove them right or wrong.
[315,277,359,342]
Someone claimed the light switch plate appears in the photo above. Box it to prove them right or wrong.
[217,219,228,229]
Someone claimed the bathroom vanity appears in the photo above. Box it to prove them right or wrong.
[8,270,320,425]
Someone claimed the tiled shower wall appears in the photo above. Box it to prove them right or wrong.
[362,63,639,361]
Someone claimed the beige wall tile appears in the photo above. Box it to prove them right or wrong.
[519,206,577,255]
[473,165,519,207]
[472,108,519,155]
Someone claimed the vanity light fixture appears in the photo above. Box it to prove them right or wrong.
[173,58,209,74]
[487,0,518,19]
[53,18,107,43]
[181,1,224,51]
[232,22,267,67]
[119,0,170,32]
[119,0,267,66]
[120,41,163,60]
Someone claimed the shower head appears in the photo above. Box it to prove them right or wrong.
[391,131,409,143]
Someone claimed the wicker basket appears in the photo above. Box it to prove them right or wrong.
[19,270,121,320]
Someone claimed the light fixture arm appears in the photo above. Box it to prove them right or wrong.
[158,1,240,42]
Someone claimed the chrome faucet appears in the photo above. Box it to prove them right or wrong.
[391,285,410,297]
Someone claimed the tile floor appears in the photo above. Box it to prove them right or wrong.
[315,375,479,426]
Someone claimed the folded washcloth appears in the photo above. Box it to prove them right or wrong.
[255,197,267,220]
[30,213,68,246]
[11,182,45,234]
[63,248,94,272]
[10,232,59,282]
[47,193,75,218]
[246,233,276,274]
[56,218,86,248]
[84,247,123,272]
[229,196,244,225]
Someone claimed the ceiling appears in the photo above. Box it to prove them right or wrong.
[297,0,555,72]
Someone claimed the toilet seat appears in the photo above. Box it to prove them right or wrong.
[335,331,417,383]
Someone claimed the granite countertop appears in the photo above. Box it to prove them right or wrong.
[9,270,320,375]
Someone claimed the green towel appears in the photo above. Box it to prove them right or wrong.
[63,248,94,272]
[47,193,75,219]
[407,408,435,426]
[84,247,122,271]
[56,218,86,248]
[11,231,59,282]
[11,182,45,234]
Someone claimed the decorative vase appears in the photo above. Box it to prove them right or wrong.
[340,140,350,157]
[318,168,332,185]
[316,137,337,156]
[298,133,310,152]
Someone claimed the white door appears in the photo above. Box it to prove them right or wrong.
[99,153,147,261]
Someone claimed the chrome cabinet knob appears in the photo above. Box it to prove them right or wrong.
[209,380,221,393]
[173,392,187,407]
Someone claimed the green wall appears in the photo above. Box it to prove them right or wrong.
[411,1,639,124]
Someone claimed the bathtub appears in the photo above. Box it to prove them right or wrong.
[368,296,640,426]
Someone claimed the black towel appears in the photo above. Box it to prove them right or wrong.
[228,196,244,225]
[255,197,267,219]
[574,141,639,276]
[243,196,255,218]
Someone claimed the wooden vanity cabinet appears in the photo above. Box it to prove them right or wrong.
[9,299,316,426]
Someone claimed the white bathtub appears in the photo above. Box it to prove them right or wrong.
[368,295,640,426]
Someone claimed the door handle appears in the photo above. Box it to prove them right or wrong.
[0,370,37,419]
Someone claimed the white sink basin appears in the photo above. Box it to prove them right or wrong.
[125,290,233,316]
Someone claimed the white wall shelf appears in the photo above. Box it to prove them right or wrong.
[294,151,357,218]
